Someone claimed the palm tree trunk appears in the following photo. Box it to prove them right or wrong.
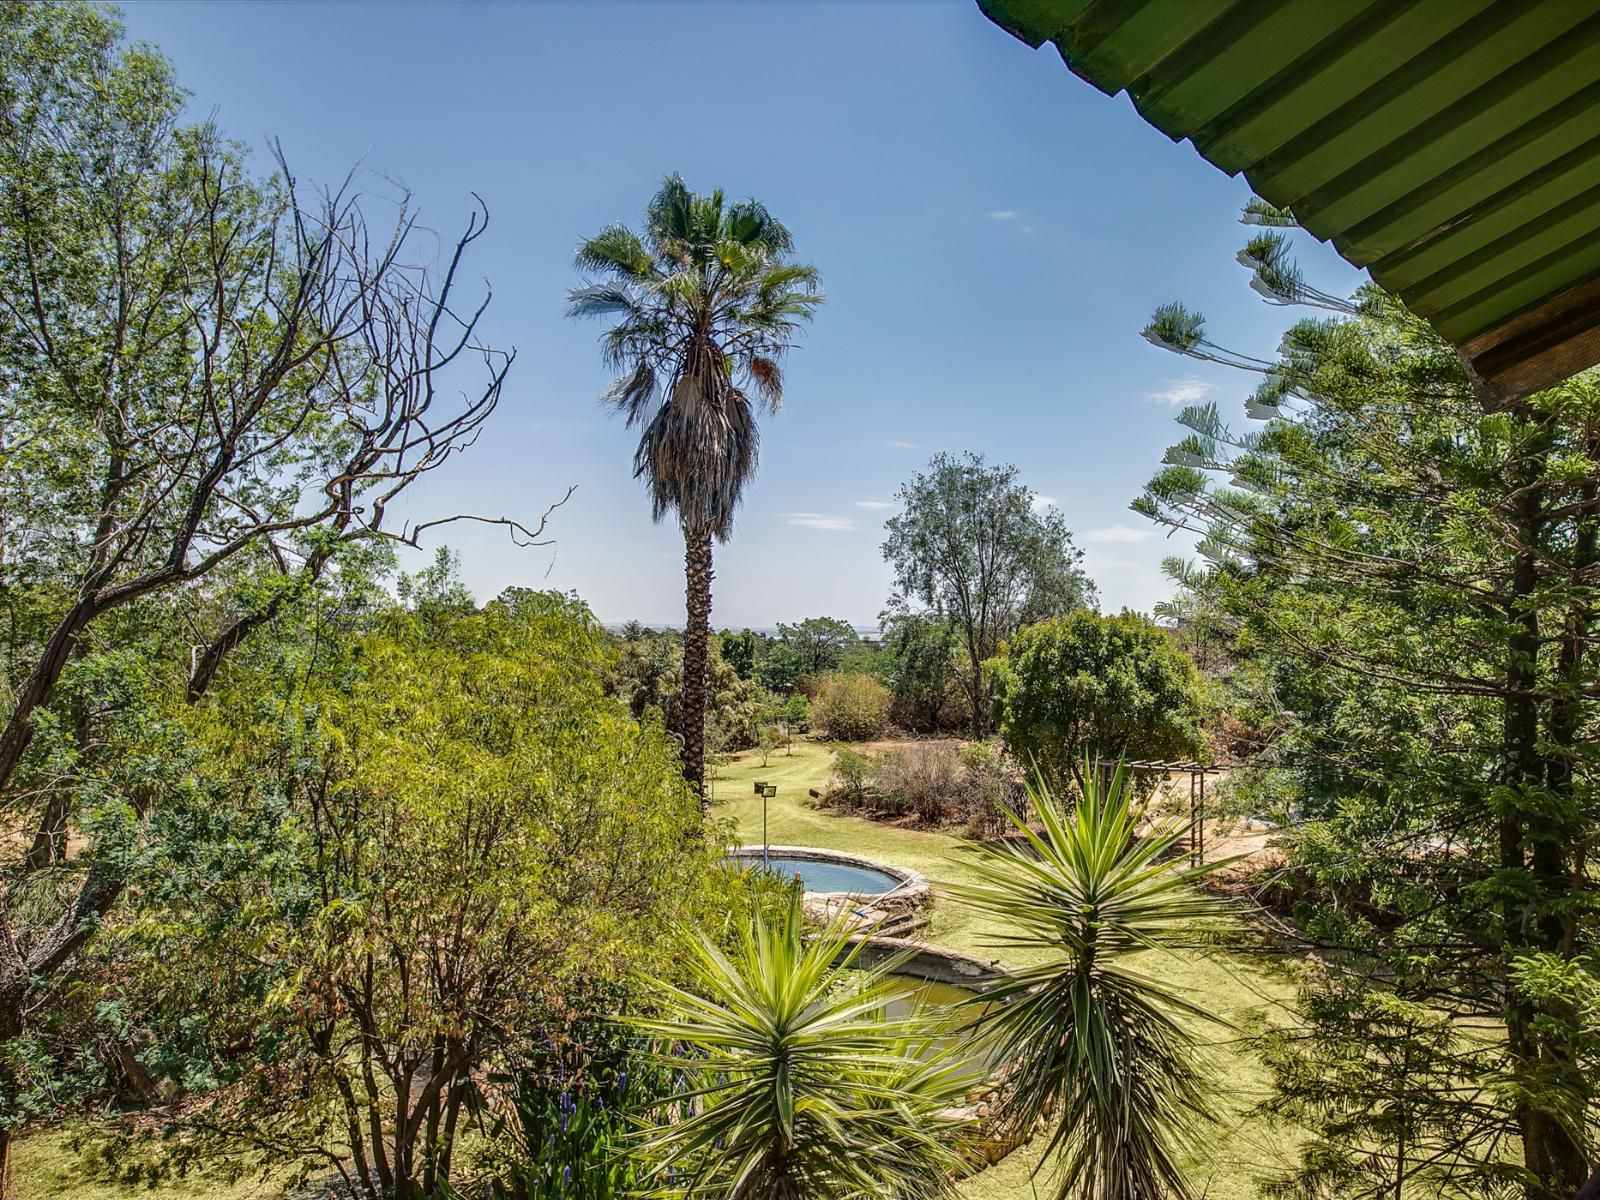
[682,529,714,809]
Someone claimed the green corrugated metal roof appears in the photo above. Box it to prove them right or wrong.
[981,0,1600,401]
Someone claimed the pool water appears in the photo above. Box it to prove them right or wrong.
[751,855,901,895]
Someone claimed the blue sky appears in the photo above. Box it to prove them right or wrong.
[119,0,1366,629]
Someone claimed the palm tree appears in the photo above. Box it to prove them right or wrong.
[568,177,822,801]
[952,763,1227,1200]
[628,896,966,1199]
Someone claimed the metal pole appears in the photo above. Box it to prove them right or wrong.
[1198,770,1206,865]
[763,790,769,862]
[1189,771,1198,868]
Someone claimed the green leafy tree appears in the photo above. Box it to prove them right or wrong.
[953,765,1225,1200]
[781,692,811,750]
[629,897,966,1200]
[721,629,761,680]
[986,610,1205,788]
[756,724,781,767]
[0,6,523,1181]
[881,613,958,732]
[128,587,715,1199]
[757,640,804,695]
[775,617,859,676]
[882,452,1095,737]
[757,690,810,756]
[1136,214,1600,1196]
[569,177,823,802]
[610,629,763,752]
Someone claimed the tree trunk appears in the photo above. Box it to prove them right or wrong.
[1500,456,1544,1197]
[1535,467,1597,1199]
[965,647,985,741]
[0,966,26,1200]
[1499,440,1589,1200]
[682,529,713,809]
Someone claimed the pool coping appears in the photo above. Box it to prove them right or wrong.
[848,935,1009,993]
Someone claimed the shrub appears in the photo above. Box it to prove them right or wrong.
[957,741,1015,837]
[829,746,875,804]
[873,742,962,825]
[811,671,891,740]
[986,610,1205,787]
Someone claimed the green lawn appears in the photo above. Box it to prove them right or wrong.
[713,741,1303,1200]
[12,1126,283,1200]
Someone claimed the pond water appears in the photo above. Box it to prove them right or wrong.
[880,975,1000,1078]
[747,854,902,895]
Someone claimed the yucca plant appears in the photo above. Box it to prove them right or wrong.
[627,896,967,1200]
[952,762,1229,1200]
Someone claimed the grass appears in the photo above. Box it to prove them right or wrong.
[713,740,1305,1200]
[11,1124,282,1200]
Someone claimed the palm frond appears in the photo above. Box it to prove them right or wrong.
[747,357,783,411]
[756,262,822,298]
[570,176,823,540]
[566,282,641,321]
[727,197,794,254]
[602,361,657,425]
[574,224,655,279]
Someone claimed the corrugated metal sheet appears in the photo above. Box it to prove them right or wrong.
[981,0,1600,400]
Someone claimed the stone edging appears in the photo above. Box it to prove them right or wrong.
[847,935,1007,991]
[729,844,932,907]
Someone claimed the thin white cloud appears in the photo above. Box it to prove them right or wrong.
[1144,377,1214,409]
[1030,494,1057,512]
[1084,552,1140,572]
[886,439,918,449]
[786,512,856,532]
[1085,524,1154,544]
[988,209,1021,221]
[853,500,894,511]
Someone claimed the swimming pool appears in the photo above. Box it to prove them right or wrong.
[750,854,903,895]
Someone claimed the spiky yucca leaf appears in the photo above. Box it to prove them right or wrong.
[628,897,968,1200]
[951,763,1230,1200]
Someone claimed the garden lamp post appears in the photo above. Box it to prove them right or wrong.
[762,784,777,862]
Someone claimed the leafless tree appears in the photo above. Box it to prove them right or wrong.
[0,127,551,1186]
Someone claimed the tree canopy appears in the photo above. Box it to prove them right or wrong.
[1137,216,1600,1198]
[773,617,859,677]
[986,610,1205,787]
[103,581,729,1198]
[882,452,1095,737]
[0,5,529,1182]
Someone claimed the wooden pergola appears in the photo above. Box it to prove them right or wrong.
[1095,758,1228,866]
